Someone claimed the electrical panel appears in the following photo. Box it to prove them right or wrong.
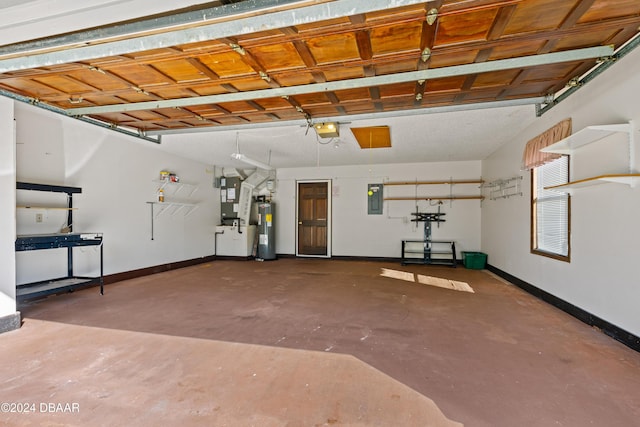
[367,183,383,215]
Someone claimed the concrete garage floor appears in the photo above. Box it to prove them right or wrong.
[3,259,640,426]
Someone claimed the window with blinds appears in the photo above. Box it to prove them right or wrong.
[532,155,570,260]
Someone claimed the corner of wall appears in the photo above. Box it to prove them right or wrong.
[0,97,18,320]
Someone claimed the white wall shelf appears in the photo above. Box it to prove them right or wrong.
[540,123,631,155]
[542,121,637,192]
[152,179,198,197]
[545,173,640,192]
[146,201,198,217]
[148,178,200,240]
[151,178,199,216]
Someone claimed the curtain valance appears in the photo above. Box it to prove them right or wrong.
[522,118,571,170]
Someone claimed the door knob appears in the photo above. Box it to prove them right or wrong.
[298,221,303,225]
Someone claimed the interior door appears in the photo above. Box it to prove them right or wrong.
[297,181,329,256]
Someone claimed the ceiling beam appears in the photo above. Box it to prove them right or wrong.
[0,0,434,74]
[66,45,614,116]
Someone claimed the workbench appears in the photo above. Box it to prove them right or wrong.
[15,182,104,301]
[15,233,104,301]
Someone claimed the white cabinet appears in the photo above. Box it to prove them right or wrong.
[215,225,256,257]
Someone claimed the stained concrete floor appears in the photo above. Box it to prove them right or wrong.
[3,259,640,426]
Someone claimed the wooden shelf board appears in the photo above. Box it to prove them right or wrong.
[17,206,77,210]
[385,180,484,186]
[545,174,640,190]
[384,196,484,201]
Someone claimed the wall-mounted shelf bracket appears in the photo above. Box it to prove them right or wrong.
[483,176,523,200]
[153,180,198,197]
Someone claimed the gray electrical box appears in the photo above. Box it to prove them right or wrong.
[367,183,383,215]
[220,177,241,223]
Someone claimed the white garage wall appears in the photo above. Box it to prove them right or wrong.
[14,103,218,284]
[0,98,16,317]
[482,46,640,337]
[275,161,482,258]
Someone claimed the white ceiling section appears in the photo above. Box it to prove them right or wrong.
[1,0,635,169]
[156,104,536,168]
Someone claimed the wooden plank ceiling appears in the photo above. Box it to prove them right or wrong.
[0,0,639,134]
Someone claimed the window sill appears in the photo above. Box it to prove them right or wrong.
[531,249,570,263]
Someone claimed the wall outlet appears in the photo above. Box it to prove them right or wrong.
[35,213,43,223]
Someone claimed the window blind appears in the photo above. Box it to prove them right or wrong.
[534,156,569,256]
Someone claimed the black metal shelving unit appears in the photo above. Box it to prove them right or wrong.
[15,182,104,301]
[401,211,456,267]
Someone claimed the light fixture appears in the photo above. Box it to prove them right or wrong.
[230,153,274,170]
[314,122,339,138]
